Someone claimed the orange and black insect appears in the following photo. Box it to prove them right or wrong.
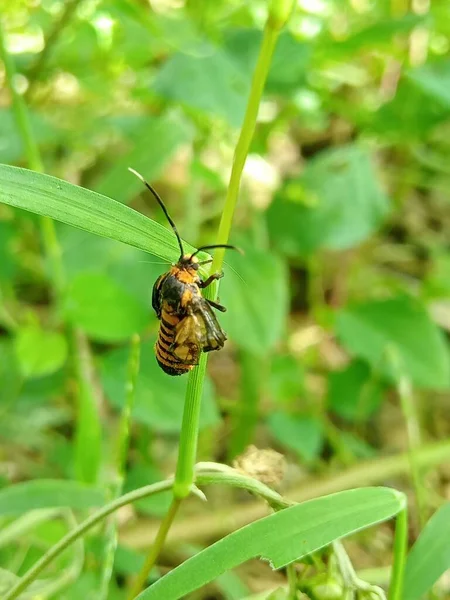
[129,168,237,376]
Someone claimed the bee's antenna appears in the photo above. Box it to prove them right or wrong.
[189,244,242,260]
[129,167,184,258]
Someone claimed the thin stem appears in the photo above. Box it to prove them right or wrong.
[173,291,214,499]
[127,499,181,600]
[389,347,427,527]
[130,0,295,593]
[98,335,141,600]
[287,564,297,599]
[210,18,282,275]
[25,0,79,98]
[4,479,174,600]
[0,19,64,296]
[388,506,408,600]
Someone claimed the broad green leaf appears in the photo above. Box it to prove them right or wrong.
[224,30,310,94]
[267,145,390,256]
[64,272,150,342]
[14,325,68,378]
[327,360,385,422]
[403,503,450,600]
[220,241,288,355]
[336,296,450,389]
[0,164,196,263]
[137,487,404,600]
[154,45,249,127]
[267,413,323,463]
[0,480,105,516]
[269,355,304,404]
[100,340,219,432]
[407,59,450,108]
[94,113,194,204]
[124,464,172,517]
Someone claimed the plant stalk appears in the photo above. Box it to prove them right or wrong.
[127,498,181,599]
[129,2,294,596]
[0,19,64,296]
[388,506,408,600]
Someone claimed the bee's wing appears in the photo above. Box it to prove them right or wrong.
[190,296,227,353]
[171,316,201,365]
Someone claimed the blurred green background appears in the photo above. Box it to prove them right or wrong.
[1,0,450,598]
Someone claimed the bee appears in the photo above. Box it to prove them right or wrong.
[129,168,238,376]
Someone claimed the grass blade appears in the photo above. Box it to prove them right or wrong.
[136,487,404,600]
[0,164,196,262]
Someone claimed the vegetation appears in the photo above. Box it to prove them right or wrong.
[1,1,450,599]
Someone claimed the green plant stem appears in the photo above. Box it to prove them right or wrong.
[121,439,450,549]
[124,1,293,595]
[99,335,141,600]
[4,479,174,600]
[210,18,283,275]
[390,348,427,528]
[127,498,181,600]
[388,506,408,600]
[287,564,297,599]
[0,20,64,296]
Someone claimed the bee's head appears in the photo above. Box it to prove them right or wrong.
[178,254,200,271]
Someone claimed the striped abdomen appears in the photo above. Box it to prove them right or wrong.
[155,310,192,376]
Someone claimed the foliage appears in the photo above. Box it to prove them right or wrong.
[1,0,450,599]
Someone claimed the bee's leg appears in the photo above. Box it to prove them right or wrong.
[207,298,227,312]
[198,271,224,288]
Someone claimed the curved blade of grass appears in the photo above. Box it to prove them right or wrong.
[137,487,405,600]
[0,164,196,262]
[403,502,450,600]
[0,480,106,516]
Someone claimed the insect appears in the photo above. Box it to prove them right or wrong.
[129,168,238,376]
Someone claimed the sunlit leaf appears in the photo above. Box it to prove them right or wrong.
[137,488,404,600]
[404,502,450,600]
[0,164,196,263]
[267,145,390,256]
[336,295,450,389]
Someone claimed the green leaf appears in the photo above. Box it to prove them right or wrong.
[327,360,385,422]
[136,487,404,600]
[403,502,450,600]
[124,464,172,517]
[0,164,196,263]
[0,480,105,516]
[267,145,390,256]
[267,413,323,463]
[93,113,194,204]
[74,381,102,485]
[0,340,21,404]
[64,272,150,342]
[336,296,450,389]
[154,45,249,127]
[100,340,219,432]
[407,59,450,108]
[269,354,304,404]
[224,30,310,94]
[220,241,288,355]
[14,325,68,378]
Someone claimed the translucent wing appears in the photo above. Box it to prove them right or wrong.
[190,296,227,353]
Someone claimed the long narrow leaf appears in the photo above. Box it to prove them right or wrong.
[403,502,450,600]
[137,487,404,600]
[0,480,106,516]
[0,164,196,261]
